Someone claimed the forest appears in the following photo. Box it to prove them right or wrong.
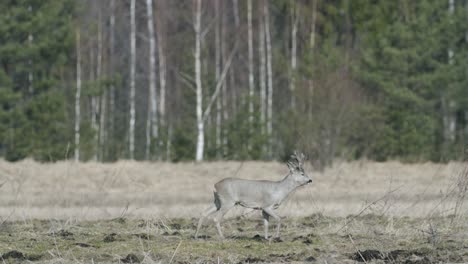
[1,0,468,166]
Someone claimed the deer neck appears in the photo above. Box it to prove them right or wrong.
[278,174,300,195]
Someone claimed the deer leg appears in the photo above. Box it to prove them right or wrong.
[262,210,270,240]
[264,207,281,238]
[195,205,218,239]
[213,203,234,240]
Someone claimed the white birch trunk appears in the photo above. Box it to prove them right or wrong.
[129,0,136,159]
[74,29,81,162]
[215,0,222,154]
[264,0,274,156]
[89,41,98,161]
[166,124,173,160]
[97,14,105,161]
[28,5,33,93]
[310,0,317,49]
[109,0,116,141]
[308,0,317,120]
[221,4,228,156]
[247,0,255,131]
[194,0,204,161]
[290,1,298,109]
[146,0,158,160]
[155,0,167,159]
[231,0,240,117]
[445,0,456,142]
[259,0,267,135]
[99,91,107,161]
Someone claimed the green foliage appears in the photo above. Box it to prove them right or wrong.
[0,0,75,161]
[355,0,468,161]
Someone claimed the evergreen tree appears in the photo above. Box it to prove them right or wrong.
[0,0,75,161]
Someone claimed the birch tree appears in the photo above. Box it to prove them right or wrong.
[89,38,98,161]
[258,0,267,136]
[155,0,167,156]
[445,0,456,142]
[215,0,222,154]
[308,0,317,119]
[194,0,204,161]
[28,5,33,93]
[290,0,298,109]
[74,29,81,162]
[109,0,116,149]
[221,1,229,155]
[264,0,274,156]
[247,0,255,134]
[97,14,106,161]
[145,0,158,160]
[129,0,136,159]
[193,0,238,161]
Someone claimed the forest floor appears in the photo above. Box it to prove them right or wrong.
[0,160,467,263]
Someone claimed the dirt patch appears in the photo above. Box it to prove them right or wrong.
[1,250,25,260]
[162,231,181,236]
[74,242,95,248]
[49,229,74,240]
[293,233,317,244]
[194,234,211,239]
[251,234,265,241]
[133,233,154,240]
[351,249,385,262]
[103,233,118,242]
[304,256,316,262]
[351,249,436,263]
[239,256,264,263]
[121,253,140,263]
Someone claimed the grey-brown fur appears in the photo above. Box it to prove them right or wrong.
[195,152,312,240]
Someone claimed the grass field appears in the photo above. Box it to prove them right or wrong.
[0,160,467,263]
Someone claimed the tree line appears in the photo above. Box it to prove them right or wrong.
[0,0,467,166]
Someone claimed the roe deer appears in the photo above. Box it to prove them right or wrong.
[195,152,312,240]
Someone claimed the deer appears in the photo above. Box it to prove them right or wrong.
[195,152,312,240]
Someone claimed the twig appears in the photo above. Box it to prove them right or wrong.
[348,234,370,264]
[335,186,403,233]
[169,240,182,264]
[233,161,244,178]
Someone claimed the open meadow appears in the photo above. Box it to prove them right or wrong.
[0,160,467,263]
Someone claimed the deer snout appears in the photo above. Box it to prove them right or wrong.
[307,179,313,183]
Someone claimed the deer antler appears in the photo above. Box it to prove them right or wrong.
[291,151,306,168]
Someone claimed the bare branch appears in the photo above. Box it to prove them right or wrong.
[202,40,239,123]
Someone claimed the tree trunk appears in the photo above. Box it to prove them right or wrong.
[231,0,240,116]
[155,0,167,159]
[290,0,298,109]
[221,1,229,156]
[89,39,98,161]
[308,0,317,120]
[264,0,274,157]
[310,0,317,49]
[109,0,116,148]
[97,14,106,161]
[28,5,33,93]
[129,0,136,159]
[259,0,267,136]
[74,29,81,162]
[194,0,204,161]
[215,0,222,156]
[444,0,456,144]
[247,0,255,137]
[146,0,158,160]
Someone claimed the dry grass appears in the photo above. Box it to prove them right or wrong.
[0,159,466,221]
[1,160,467,263]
